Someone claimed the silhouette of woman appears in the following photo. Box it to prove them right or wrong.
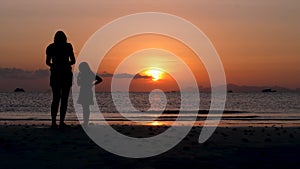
[77,62,102,126]
[46,31,76,128]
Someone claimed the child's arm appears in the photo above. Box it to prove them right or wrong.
[94,75,103,85]
[77,73,82,86]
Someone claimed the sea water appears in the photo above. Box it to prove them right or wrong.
[0,92,299,126]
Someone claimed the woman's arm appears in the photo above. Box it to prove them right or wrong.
[46,46,52,67]
[68,44,76,65]
[46,55,52,67]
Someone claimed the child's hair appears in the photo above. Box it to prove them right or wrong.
[79,62,92,74]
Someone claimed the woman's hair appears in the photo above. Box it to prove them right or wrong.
[54,31,67,44]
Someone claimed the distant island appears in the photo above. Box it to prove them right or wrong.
[212,84,296,93]
[14,88,25,92]
[182,84,296,93]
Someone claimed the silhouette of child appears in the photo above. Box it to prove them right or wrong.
[77,62,102,126]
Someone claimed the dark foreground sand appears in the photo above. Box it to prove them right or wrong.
[0,125,299,169]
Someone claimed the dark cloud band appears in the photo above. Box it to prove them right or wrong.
[99,71,151,79]
[0,68,49,79]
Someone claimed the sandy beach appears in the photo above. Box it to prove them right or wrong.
[0,124,299,169]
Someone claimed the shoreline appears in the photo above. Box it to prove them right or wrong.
[0,124,299,169]
[1,119,300,127]
[1,110,300,128]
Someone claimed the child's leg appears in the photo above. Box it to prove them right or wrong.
[82,104,90,125]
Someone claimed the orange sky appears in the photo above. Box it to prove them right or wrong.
[95,34,209,92]
[0,0,300,91]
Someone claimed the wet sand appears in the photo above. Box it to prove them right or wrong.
[0,124,299,169]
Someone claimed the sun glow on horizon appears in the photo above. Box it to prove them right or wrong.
[150,121,162,126]
[144,68,164,81]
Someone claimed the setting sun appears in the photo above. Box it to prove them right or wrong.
[144,68,164,81]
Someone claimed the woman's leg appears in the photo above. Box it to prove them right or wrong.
[51,86,61,126]
[60,85,70,125]
[82,104,90,125]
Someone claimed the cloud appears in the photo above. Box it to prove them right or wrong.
[133,74,152,79]
[99,71,151,79]
[0,68,49,79]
